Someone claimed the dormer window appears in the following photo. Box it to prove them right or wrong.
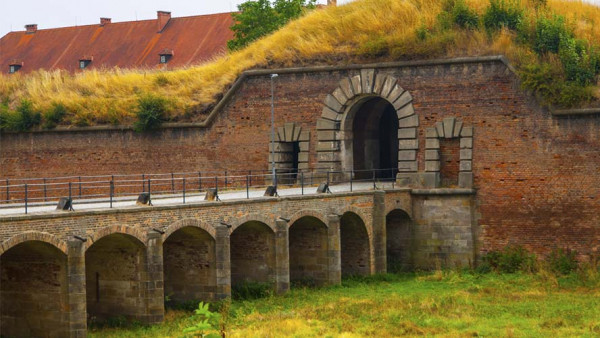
[9,60,23,74]
[159,49,174,64]
[79,56,93,69]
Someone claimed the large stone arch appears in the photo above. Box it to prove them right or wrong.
[228,214,276,235]
[287,210,329,229]
[0,231,67,255]
[87,225,147,250]
[288,215,329,286]
[340,211,372,276]
[317,69,418,184]
[163,218,216,241]
[230,219,276,286]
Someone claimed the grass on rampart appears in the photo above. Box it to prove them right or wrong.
[89,270,600,337]
[2,0,600,129]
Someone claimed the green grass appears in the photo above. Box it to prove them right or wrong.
[89,271,600,337]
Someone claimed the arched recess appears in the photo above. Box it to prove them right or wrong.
[85,233,148,324]
[230,221,276,287]
[340,212,371,276]
[1,240,69,337]
[386,209,414,272]
[289,216,329,286]
[317,69,418,184]
[163,226,217,304]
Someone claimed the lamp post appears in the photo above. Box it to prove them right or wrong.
[270,73,279,188]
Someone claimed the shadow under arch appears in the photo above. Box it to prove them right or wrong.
[386,208,414,273]
[230,220,276,287]
[163,224,217,304]
[289,216,329,287]
[340,211,371,276]
[85,232,148,324]
[1,239,69,337]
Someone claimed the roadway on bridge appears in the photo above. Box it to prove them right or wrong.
[0,182,397,216]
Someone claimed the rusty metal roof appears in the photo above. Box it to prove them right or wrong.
[0,12,234,73]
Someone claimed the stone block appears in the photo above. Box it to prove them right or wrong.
[317,152,340,162]
[435,122,444,138]
[398,139,419,150]
[398,114,419,128]
[317,130,336,141]
[453,121,463,138]
[387,85,405,104]
[339,78,354,98]
[361,69,375,93]
[426,127,438,138]
[332,87,348,104]
[461,126,473,137]
[425,160,440,172]
[351,75,362,95]
[396,104,415,120]
[460,160,472,171]
[393,91,412,111]
[373,74,387,95]
[398,150,417,161]
[426,138,440,149]
[298,162,309,170]
[397,128,417,139]
[324,94,343,112]
[298,130,310,141]
[299,141,309,152]
[459,149,472,160]
[316,118,339,130]
[381,76,396,97]
[321,106,341,121]
[317,141,340,152]
[425,149,439,160]
[443,117,455,139]
[398,161,418,172]
[396,172,420,187]
[284,123,295,141]
[423,172,440,188]
[460,137,473,149]
[293,125,302,142]
[298,153,309,162]
[459,172,473,188]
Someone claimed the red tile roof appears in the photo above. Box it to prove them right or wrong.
[0,11,234,73]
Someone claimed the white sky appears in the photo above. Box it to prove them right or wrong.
[0,0,353,38]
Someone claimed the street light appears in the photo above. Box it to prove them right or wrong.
[270,73,279,188]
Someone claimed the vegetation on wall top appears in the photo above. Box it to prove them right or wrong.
[1,0,600,131]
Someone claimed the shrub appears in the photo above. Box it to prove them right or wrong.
[232,281,273,300]
[547,248,578,275]
[482,245,536,273]
[358,35,389,58]
[558,37,600,85]
[183,302,222,338]
[133,93,169,132]
[483,0,523,33]
[0,99,41,131]
[42,102,67,129]
[533,14,572,55]
[451,0,480,29]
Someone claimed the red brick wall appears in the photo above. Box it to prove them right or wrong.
[1,60,599,259]
[439,138,460,187]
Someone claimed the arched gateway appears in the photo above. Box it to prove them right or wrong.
[316,69,418,182]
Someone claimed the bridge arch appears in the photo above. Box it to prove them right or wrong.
[317,70,417,181]
[289,215,329,286]
[230,220,276,288]
[340,211,372,276]
[1,238,69,336]
[87,225,147,250]
[288,210,329,229]
[163,218,216,240]
[163,221,217,304]
[228,214,276,234]
[0,231,67,255]
[386,208,414,272]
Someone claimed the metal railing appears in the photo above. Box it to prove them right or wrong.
[0,167,399,215]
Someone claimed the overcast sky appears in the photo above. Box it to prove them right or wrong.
[0,0,353,38]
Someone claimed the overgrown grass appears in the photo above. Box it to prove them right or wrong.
[2,0,600,129]
[89,268,600,337]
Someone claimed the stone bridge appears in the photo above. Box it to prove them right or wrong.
[0,187,474,337]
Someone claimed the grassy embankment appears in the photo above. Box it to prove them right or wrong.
[89,270,600,337]
[2,0,600,129]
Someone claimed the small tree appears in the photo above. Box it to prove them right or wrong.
[227,0,317,51]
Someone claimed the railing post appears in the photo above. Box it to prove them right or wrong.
[78,176,82,198]
[373,170,376,190]
[248,170,252,187]
[6,179,9,203]
[215,176,218,195]
[109,180,114,208]
[224,170,228,189]
[171,173,175,193]
[69,182,72,200]
[327,171,330,187]
[198,172,202,192]
[246,175,249,199]
[350,170,353,192]
[301,171,304,195]
[142,174,146,193]
[183,178,186,204]
[43,178,47,202]
[148,179,152,199]
[24,184,28,214]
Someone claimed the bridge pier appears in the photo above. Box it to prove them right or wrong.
[215,224,232,299]
[326,215,341,285]
[67,240,87,338]
[275,219,290,294]
[373,191,387,274]
[145,232,165,324]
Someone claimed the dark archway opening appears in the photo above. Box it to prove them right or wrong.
[0,241,69,337]
[340,212,371,276]
[230,221,276,288]
[85,234,146,325]
[352,97,399,180]
[386,209,413,273]
[277,141,300,185]
[289,216,328,287]
[163,227,216,306]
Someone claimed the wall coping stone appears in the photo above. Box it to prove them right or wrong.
[410,188,475,196]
